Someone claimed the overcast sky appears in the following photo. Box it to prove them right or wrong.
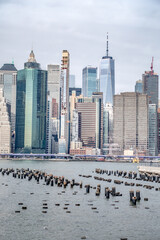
[0,0,160,93]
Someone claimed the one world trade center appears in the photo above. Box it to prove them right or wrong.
[99,34,115,105]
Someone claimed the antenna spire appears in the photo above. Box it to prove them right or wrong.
[106,32,109,57]
[150,57,154,75]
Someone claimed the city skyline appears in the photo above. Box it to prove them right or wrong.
[0,0,160,95]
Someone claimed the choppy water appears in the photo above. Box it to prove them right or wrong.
[0,160,160,240]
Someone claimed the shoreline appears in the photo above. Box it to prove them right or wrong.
[0,158,158,163]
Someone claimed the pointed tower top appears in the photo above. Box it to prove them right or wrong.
[150,56,154,75]
[28,50,36,63]
[106,32,109,57]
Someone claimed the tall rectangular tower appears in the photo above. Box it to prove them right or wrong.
[46,65,60,153]
[0,63,17,152]
[142,63,158,107]
[16,51,47,153]
[99,35,115,105]
[113,92,148,155]
[60,50,70,153]
[82,66,98,97]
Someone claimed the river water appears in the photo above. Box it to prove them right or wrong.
[0,160,160,240]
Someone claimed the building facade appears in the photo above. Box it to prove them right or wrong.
[75,93,103,151]
[113,92,149,155]
[142,70,158,107]
[0,89,11,153]
[149,104,157,156]
[82,66,98,97]
[99,36,115,105]
[15,50,47,153]
[103,102,113,154]
[157,108,160,154]
[135,80,142,93]
[46,64,60,153]
[0,63,17,152]
[60,50,70,153]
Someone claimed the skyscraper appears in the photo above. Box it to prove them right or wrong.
[46,64,60,153]
[60,50,70,153]
[0,63,17,152]
[75,93,103,151]
[113,92,148,155]
[142,59,158,107]
[0,89,11,153]
[157,108,160,154]
[15,50,47,153]
[135,80,142,93]
[82,66,98,97]
[99,34,115,105]
[149,104,157,156]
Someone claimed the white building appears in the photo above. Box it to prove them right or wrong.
[0,63,17,152]
[0,89,11,153]
[47,64,61,153]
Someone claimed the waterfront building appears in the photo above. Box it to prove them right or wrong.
[157,108,160,154]
[103,103,113,154]
[59,50,70,153]
[0,89,11,153]
[142,62,158,107]
[0,63,17,152]
[46,64,60,153]
[135,80,142,93]
[15,50,47,153]
[82,66,98,97]
[99,34,115,105]
[149,104,157,156]
[69,74,75,88]
[69,87,82,97]
[113,92,149,155]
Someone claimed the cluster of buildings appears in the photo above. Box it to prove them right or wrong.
[0,38,159,156]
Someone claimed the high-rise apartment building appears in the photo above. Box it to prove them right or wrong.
[142,63,158,106]
[60,50,70,153]
[99,35,115,105]
[135,80,142,93]
[149,104,157,156]
[15,50,47,153]
[0,89,11,153]
[113,92,148,154]
[0,63,17,152]
[46,64,60,153]
[82,66,98,97]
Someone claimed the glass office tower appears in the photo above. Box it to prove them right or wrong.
[135,80,142,93]
[99,36,115,105]
[82,66,98,97]
[16,51,47,153]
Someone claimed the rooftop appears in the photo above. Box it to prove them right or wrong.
[0,64,17,71]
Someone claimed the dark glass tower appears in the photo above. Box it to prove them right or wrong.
[15,51,47,153]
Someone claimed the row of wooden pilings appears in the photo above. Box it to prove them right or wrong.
[95,168,160,183]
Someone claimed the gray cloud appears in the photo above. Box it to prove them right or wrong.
[0,0,160,92]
